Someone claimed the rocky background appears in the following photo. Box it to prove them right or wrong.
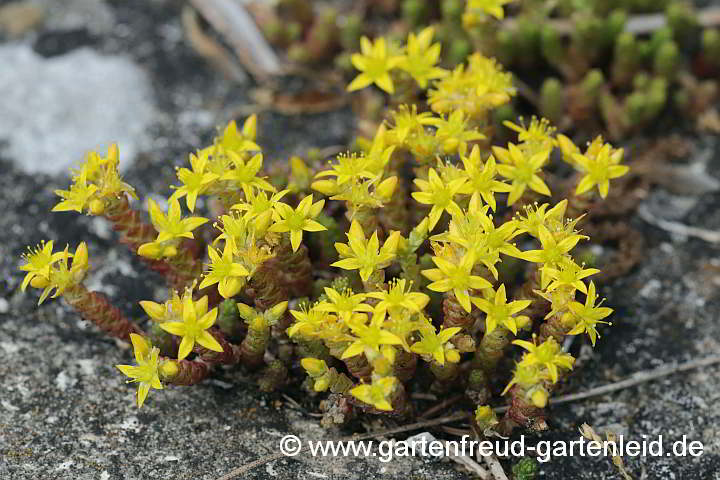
[1,1,719,479]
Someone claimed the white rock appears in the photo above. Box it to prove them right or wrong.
[0,44,156,175]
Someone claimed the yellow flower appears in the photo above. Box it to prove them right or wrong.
[287,156,313,193]
[314,152,375,187]
[221,152,275,196]
[159,292,223,359]
[327,176,397,211]
[495,144,551,205]
[52,167,98,213]
[54,144,136,215]
[18,240,65,291]
[341,313,403,359]
[349,376,398,411]
[422,252,492,312]
[366,278,430,318]
[471,284,531,335]
[426,110,485,156]
[501,362,548,399]
[115,334,164,407]
[556,133,581,166]
[362,125,396,175]
[214,213,256,253]
[268,195,327,252]
[170,150,219,212]
[432,197,521,271]
[412,168,467,230]
[287,302,342,340]
[331,220,401,281]
[237,301,288,331]
[520,224,586,267]
[512,337,574,384]
[199,243,250,298]
[428,54,515,117]
[573,142,629,199]
[217,116,260,154]
[140,289,203,323]
[230,188,289,236]
[397,27,448,89]
[20,243,88,305]
[410,326,462,365]
[315,287,374,322]
[459,146,512,211]
[40,243,90,304]
[504,117,557,153]
[146,197,209,244]
[347,36,403,94]
[567,281,613,345]
[514,200,569,239]
[387,104,435,145]
[542,257,600,295]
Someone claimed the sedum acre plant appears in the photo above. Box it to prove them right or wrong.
[20,26,629,437]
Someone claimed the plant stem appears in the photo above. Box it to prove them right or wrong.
[63,284,143,341]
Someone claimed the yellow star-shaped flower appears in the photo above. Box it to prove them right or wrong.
[347,36,403,94]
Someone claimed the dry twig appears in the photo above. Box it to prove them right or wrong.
[188,0,281,79]
[638,205,720,243]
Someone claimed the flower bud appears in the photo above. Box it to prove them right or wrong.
[219,277,244,299]
[89,198,105,215]
[254,210,273,236]
[311,179,338,196]
[249,315,268,332]
[138,242,163,259]
[107,143,120,166]
[290,156,311,179]
[140,300,167,321]
[30,275,50,288]
[159,360,179,380]
[242,114,257,141]
[314,376,330,392]
[375,176,398,202]
[72,242,89,271]
[530,388,549,408]
[301,357,328,377]
[474,404,499,429]
[236,302,256,321]
[269,301,289,319]
[445,349,460,363]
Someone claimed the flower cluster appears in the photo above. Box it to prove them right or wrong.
[20,27,629,437]
[347,27,447,95]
